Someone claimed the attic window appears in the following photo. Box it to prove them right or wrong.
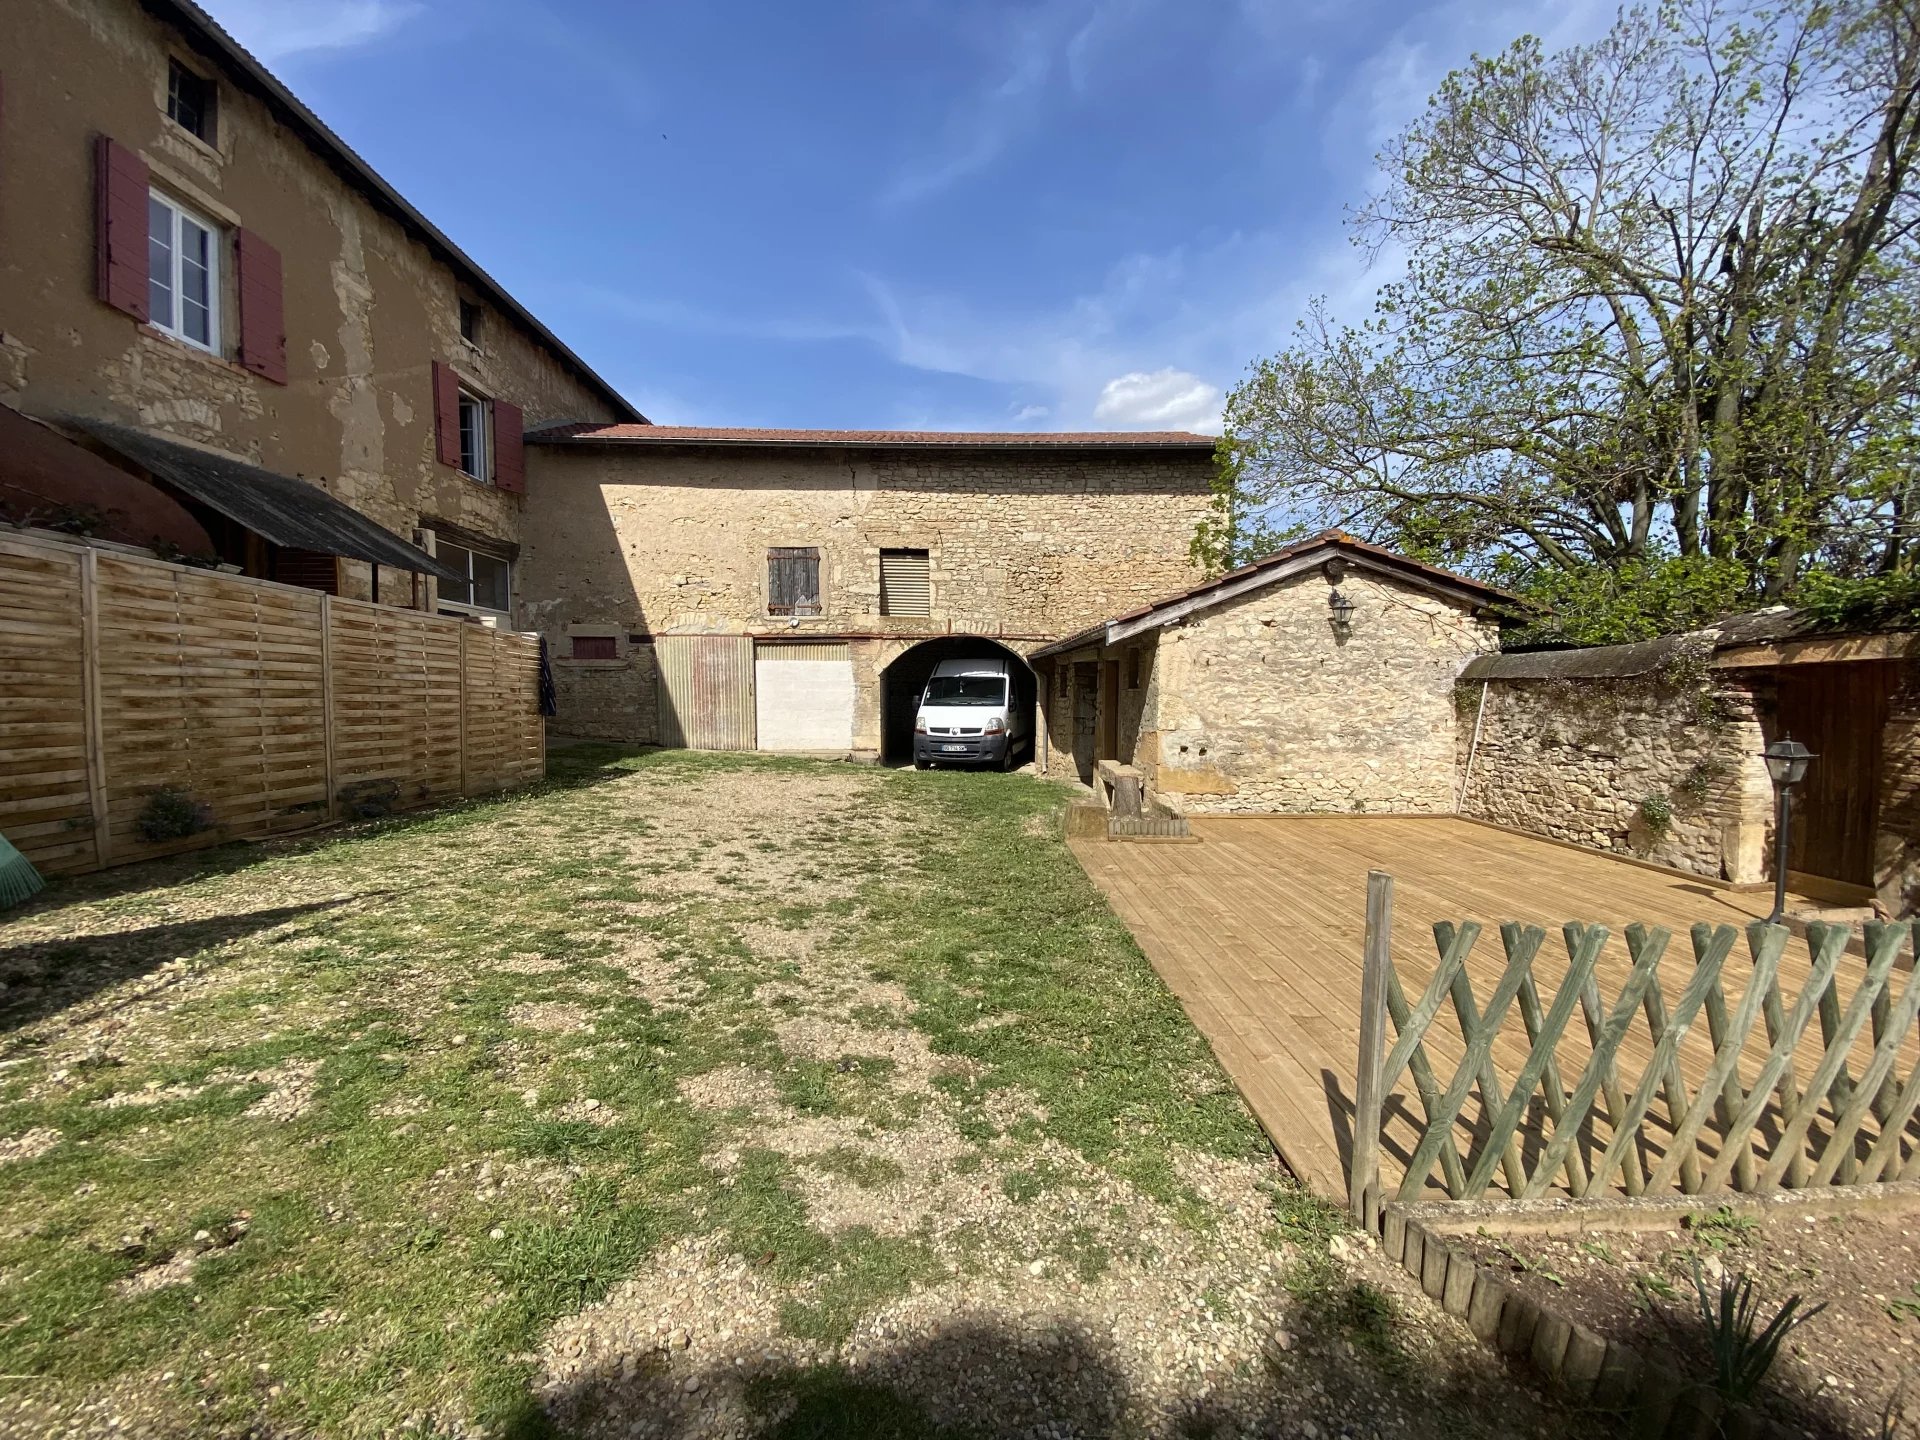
[167,60,215,144]
[458,299,482,344]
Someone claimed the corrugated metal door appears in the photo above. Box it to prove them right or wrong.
[756,642,854,751]
[656,635,757,750]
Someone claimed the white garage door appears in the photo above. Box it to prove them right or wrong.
[755,642,854,752]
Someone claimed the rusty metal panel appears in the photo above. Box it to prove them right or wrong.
[656,634,756,750]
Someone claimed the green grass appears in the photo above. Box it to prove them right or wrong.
[0,745,1272,1436]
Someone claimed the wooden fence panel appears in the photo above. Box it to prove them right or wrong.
[1353,872,1920,1211]
[328,597,466,808]
[94,554,328,863]
[0,536,94,873]
[0,534,544,875]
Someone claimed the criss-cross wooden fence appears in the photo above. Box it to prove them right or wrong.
[1348,871,1920,1225]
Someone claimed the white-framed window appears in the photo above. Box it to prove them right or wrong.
[148,190,220,351]
[457,389,490,482]
[436,537,511,619]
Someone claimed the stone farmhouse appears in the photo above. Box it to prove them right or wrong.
[1,0,638,612]
[2,0,1914,919]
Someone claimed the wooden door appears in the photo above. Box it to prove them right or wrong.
[1099,659,1120,761]
[1071,662,1099,784]
[1775,661,1892,887]
[656,635,756,750]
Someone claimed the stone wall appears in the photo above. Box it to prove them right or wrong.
[1456,664,1773,882]
[518,443,1213,748]
[1,0,627,604]
[1126,569,1496,813]
[551,640,661,744]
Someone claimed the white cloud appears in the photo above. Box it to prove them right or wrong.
[1093,370,1222,432]
[203,0,419,62]
[1012,403,1052,424]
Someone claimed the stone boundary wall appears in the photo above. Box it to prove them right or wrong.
[1456,663,1773,884]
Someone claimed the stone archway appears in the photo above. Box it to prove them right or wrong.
[877,637,1038,765]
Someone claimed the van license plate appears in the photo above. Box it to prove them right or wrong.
[940,744,967,753]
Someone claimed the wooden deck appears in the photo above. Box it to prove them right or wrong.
[1072,816,1880,1201]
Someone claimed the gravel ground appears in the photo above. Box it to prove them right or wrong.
[0,748,1597,1438]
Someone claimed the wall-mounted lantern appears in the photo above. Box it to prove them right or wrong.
[1328,588,1356,641]
[1324,557,1354,641]
[1762,736,1814,924]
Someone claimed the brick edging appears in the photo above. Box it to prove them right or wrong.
[1381,1207,1800,1439]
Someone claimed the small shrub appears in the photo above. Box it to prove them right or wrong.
[134,787,213,843]
[1678,759,1725,804]
[1692,1258,1825,1406]
[1638,793,1674,837]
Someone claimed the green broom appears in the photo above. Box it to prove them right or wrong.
[0,831,44,910]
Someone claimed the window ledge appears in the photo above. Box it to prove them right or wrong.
[138,326,245,376]
[557,658,628,670]
[161,118,224,164]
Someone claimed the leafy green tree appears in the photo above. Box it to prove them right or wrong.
[1222,0,1920,628]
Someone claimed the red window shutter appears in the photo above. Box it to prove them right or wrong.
[493,399,525,492]
[431,361,461,467]
[234,228,288,385]
[95,135,149,321]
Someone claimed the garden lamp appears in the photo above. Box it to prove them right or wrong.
[1762,737,1814,924]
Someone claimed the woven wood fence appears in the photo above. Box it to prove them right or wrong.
[1349,871,1920,1225]
[0,531,543,876]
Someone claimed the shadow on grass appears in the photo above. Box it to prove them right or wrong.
[0,899,355,1034]
[515,1302,1606,1440]
[1,742,661,918]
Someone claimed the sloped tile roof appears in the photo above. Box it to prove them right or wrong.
[527,423,1217,450]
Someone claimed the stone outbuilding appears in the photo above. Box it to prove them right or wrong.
[1029,532,1508,814]
[513,424,1219,756]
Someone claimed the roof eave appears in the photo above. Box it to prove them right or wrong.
[528,435,1217,454]
[149,0,643,426]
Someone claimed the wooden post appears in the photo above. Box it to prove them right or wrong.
[457,622,470,796]
[1351,868,1394,1224]
[78,549,112,869]
[319,594,337,822]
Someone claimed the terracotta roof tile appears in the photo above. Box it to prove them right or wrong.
[526,423,1217,449]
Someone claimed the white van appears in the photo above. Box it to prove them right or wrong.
[912,657,1029,770]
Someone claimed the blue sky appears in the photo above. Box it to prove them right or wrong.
[204,0,1612,433]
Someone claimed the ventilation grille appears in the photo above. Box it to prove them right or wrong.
[880,549,931,617]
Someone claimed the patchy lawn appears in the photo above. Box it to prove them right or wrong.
[0,747,1586,1438]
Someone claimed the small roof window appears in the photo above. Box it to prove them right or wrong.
[167,59,216,144]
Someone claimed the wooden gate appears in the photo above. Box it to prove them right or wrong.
[1776,661,1893,887]
[656,635,756,750]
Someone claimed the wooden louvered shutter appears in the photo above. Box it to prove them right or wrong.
[95,135,149,321]
[431,361,462,467]
[767,547,820,615]
[879,549,931,616]
[493,399,525,492]
[235,228,287,384]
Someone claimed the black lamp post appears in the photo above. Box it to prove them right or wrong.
[1762,737,1814,924]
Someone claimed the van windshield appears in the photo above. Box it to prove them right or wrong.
[924,675,1006,707]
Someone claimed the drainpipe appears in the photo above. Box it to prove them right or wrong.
[1457,680,1491,812]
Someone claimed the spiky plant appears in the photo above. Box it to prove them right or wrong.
[1693,1258,1826,1406]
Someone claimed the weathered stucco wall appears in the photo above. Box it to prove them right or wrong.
[0,0,624,601]
[520,444,1212,746]
[1132,570,1495,813]
[1456,661,1774,882]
